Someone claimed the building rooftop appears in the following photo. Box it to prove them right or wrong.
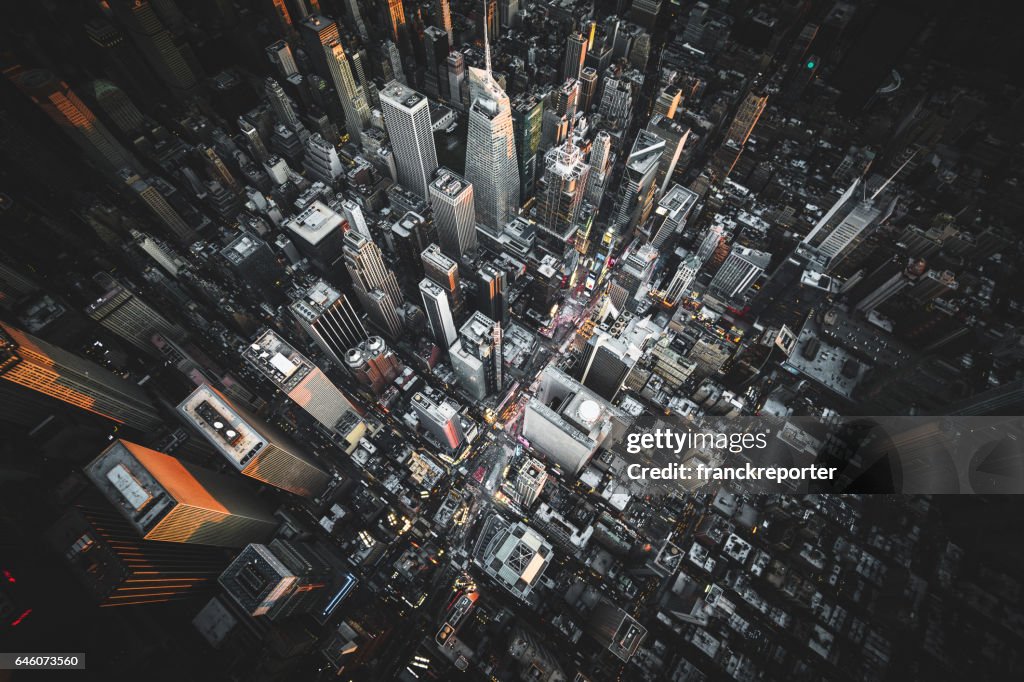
[285,200,342,246]
[242,329,316,392]
[177,385,265,468]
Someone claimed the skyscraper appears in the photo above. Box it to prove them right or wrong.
[511,94,544,201]
[241,330,364,449]
[345,336,401,395]
[0,321,161,432]
[422,243,465,319]
[429,168,478,261]
[645,114,691,196]
[84,274,187,355]
[90,79,144,134]
[265,77,300,130]
[465,23,519,233]
[107,0,198,95]
[585,130,613,205]
[341,199,372,240]
[724,91,768,146]
[219,540,334,621]
[535,140,590,255]
[513,458,547,507]
[664,252,701,306]
[298,13,339,82]
[649,184,699,249]
[799,175,900,273]
[579,67,599,112]
[708,245,771,299]
[380,81,438,199]
[324,39,370,136]
[386,0,409,45]
[563,32,588,82]
[423,26,451,101]
[266,40,298,79]
[178,384,332,498]
[290,278,369,368]
[302,132,343,184]
[450,311,502,400]
[47,504,226,607]
[4,66,138,174]
[435,0,454,44]
[343,230,405,338]
[420,278,458,349]
[120,170,195,242]
[476,263,508,327]
[411,392,464,449]
[84,440,278,547]
[613,130,664,234]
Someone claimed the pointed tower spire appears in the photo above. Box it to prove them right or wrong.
[870,149,916,202]
[483,0,492,75]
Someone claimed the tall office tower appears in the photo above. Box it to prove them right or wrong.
[579,332,636,401]
[265,77,300,130]
[340,200,371,240]
[286,201,346,268]
[499,0,519,27]
[613,130,665,234]
[476,263,508,327]
[386,0,408,44]
[522,366,626,475]
[586,599,647,663]
[473,516,552,601]
[535,140,591,255]
[423,26,451,101]
[420,279,458,348]
[421,243,464,317]
[630,0,662,29]
[479,0,500,41]
[221,232,281,300]
[563,32,588,82]
[242,329,361,427]
[598,76,633,124]
[48,504,225,607]
[385,41,406,84]
[266,40,298,79]
[448,51,466,110]
[465,26,519,233]
[450,311,502,400]
[389,211,435,280]
[325,39,370,135]
[553,78,580,122]
[339,0,368,38]
[238,117,269,162]
[435,0,454,44]
[290,279,368,368]
[302,133,343,184]
[649,184,698,249]
[511,93,544,201]
[4,67,138,174]
[219,540,333,621]
[91,80,143,134]
[298,14,339,81]
[645,114,691,196]
[429,168,478,261]
[653,85,682,119]
[798,174,900,273]
[697,224,725,264]
[84,275,186,354]
[513,458,547,507]
[664,252,701,306]
[343,230,404,338]
[108,0,198,95]
[585,130,612,205]
[708,245,770,299]
[120,170,195,242]
[269,0,294,34]
[178,384,331,498]
[852,257,920,314]
[200,145,241,194]
[345,336,400,394]
[411,392,464,449]
[380,81,438,200]
[579,67,598,112]
[85,440,278,547]
[724,91,768,146]
[0,321,161,432]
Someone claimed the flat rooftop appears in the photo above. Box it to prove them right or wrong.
[177,385,265,468]
[242,329,315,392]
[286,200,342,246]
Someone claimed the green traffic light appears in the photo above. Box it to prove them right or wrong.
[806,60,816,69]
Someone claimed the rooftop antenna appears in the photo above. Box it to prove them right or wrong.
[870,149,917,202]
